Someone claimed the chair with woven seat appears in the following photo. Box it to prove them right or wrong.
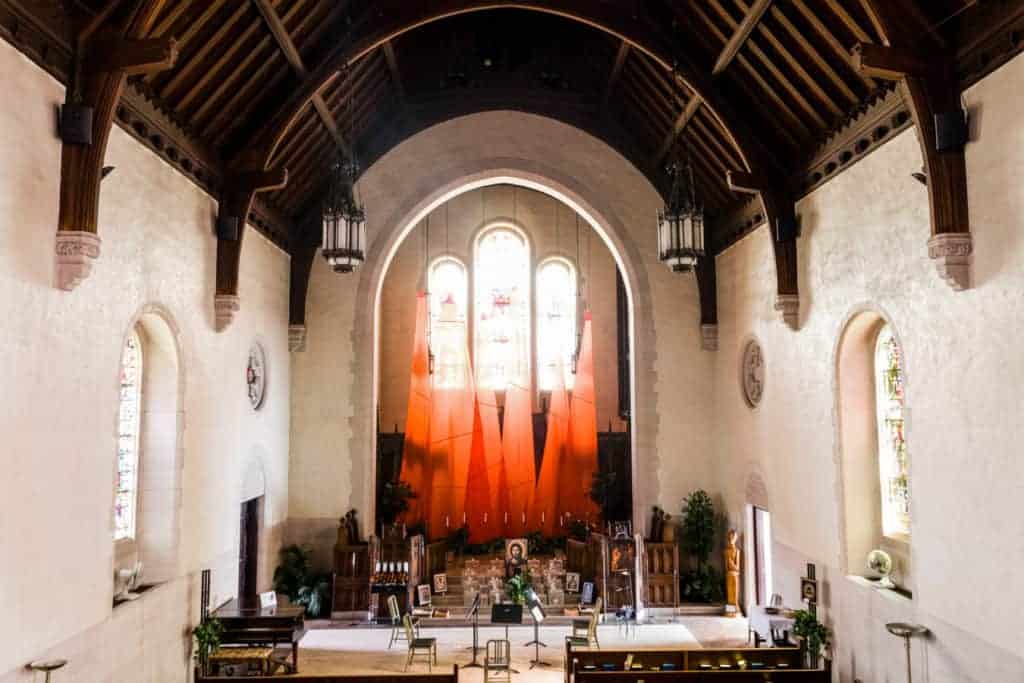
[402,614,437,671]
[568,596,602,649]
[484,639,512,683]
[387,594,418,649]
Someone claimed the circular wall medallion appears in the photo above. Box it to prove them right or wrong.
[740,338,764,408]
[246,342,267,410]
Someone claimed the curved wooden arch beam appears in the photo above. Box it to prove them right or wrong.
[853,2,972,291]
[56,0,177,291]
[728,171,801,329]
[230,0,791,336]
[214,167,288,331]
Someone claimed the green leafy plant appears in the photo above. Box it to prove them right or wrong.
[506,569,533,605]
[273,545,331,618]
[678,489,724,604]
[680,564,724,603]
[568,519,590,542]
[792,610,831,665]
[379,480,416,525]
[680,490,716,565]
[192,618,223,674]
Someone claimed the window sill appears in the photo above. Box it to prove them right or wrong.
[845,574,913,602]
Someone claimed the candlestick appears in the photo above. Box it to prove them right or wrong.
[445,515,450,529]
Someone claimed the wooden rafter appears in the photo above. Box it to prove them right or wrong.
[381,40,406,103]
[602,40,630,112]
[713,0,772,75]
[55,0,176,292]
[654,95,702,165]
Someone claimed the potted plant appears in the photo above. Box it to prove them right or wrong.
[272,545,332,618]
[679,489,724,603]
[192,617,223,676]
[506,569,533,605]
[792,610,831,668]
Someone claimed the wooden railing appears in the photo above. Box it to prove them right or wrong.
[565,644,829,682]
[196,665,458,682]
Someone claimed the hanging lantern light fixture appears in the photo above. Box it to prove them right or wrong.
[322,64,366,273]
[658,59,705,273]
[657,158,704,273]
[321,157,366,273]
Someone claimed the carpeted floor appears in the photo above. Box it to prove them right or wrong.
[296,618,750,681]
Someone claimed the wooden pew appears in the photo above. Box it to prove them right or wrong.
[195,665,459,682]
[565,642,829,682]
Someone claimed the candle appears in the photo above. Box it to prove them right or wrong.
[445,515,450,529]
[484,513,488,524]
[463,512,467,525]
[504,512,509,525]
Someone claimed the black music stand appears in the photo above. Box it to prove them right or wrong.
[462,593,483,669]
[524,590,550,669]
[491,603,523,674]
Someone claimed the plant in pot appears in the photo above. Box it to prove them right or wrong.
[792,610,831,668]
[272,544,332,618]
[506,569,533,605]
[378,480,416,525]
[192,617,223,675]
[679,489,724,603]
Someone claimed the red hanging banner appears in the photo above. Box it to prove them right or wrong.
[567,312,601,524]
[398,293,431,527]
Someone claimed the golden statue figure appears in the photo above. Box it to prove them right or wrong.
[724,529,741,617]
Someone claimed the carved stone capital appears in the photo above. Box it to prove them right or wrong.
[214,294,240,332]
[700,324,719,351]
[55,231,102,291]
[927,232,972,291]
[289,324,308,352]
[774,294,800,330]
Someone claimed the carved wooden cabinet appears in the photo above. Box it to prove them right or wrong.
[332,544,370,613]
[643,541,679,608]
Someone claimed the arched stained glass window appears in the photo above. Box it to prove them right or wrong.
[429,257,469,389]
[537,258,578,391]
[874,325,910,538]
[116,330,142,540]
[475,227,530,390]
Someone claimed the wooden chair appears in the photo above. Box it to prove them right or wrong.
[402,614,437,671]
[568,596,602,649]
[387,594,418,649]
[484,639,512,683]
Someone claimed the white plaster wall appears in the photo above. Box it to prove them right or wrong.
[0,38,290,680]
[290,111,716,552]
[714,55,1024,682]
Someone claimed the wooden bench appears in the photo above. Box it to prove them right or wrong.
[565,643,829,682]
[195,664,459,682]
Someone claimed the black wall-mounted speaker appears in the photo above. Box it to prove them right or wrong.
[773,214,800,243]
[60,103,93,146]
[216,214,239,241]
[934,110,968,152]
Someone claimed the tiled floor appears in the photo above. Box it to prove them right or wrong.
[298,617,751,681]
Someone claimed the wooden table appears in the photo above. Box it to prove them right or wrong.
[209,646,274,676]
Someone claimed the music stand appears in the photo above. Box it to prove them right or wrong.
[490,603,523,674]
[462,593,483,669]
[524,589,550,668]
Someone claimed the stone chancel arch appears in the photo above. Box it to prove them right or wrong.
[289,111,717,539]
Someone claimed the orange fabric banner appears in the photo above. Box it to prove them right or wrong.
[534,362,570,536]
[472,387,505,542]
[567,312,601,524]
[426,331,475,539]
[502,380,536,537]
[398,293,431,527]
[464,395,493,544]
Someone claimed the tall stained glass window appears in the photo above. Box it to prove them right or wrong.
[475,227,530,390]
[429,257,469,389]
[116,330,142,540]
[874,325,910,538]
[537,258,577,391]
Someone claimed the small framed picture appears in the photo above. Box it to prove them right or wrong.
[258,591,277,609]
[565,572,581,593]
[581,581,595,604]
[611,521,632,539]
[417,584,432,606]
[433,572,448,593]
[801,577,818,604]
[506,538,529,566]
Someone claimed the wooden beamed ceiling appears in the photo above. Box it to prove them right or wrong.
[2,1,1014,256]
